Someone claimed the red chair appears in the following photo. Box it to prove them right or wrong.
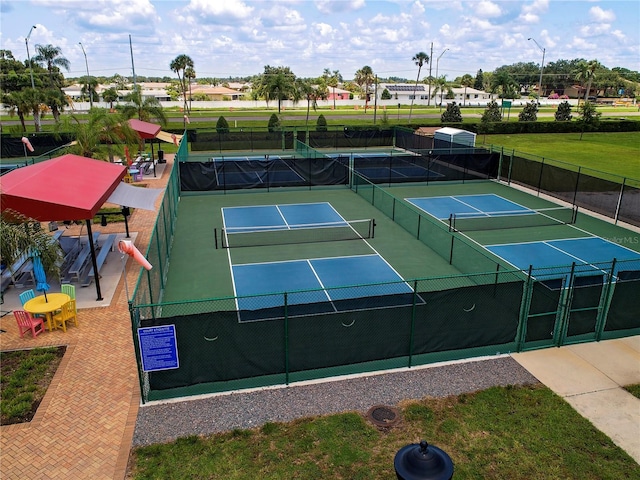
[14,310,45,338]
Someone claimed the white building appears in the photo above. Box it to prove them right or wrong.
[377,83,492,106]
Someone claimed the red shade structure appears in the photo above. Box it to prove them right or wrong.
[128,119,161,140]
[1,154,127,300]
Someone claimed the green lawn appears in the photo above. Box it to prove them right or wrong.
[128,384,639,480]
[481,132,640,179]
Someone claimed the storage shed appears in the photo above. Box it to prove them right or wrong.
[434,127,476,148]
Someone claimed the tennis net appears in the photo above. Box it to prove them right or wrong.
[294,139,330,160]
[216,218,375,248]
[449,206,577,232]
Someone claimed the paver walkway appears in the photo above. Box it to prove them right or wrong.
[0,158,172,479]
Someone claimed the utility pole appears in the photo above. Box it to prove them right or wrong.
[373,75,378,124]
[427,42,433,107]
[79,42,92,109]
[129,35,137,89]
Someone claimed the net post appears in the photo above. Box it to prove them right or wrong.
[449,235,454,265]
[370,219,375,238]
[214,228,218,249]
[448,213,454,232]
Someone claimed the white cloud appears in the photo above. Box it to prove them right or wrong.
[570,36,597,50]
[314,22,334,36]
[315,0,365,14]
[412,1,425,15]
[519,12,539,24]
[611,29,625,40]
[589,6,615,22]
[580,23,611,36]
[186,0,254,21]
[475,1,501,18]
[522,0,549,14]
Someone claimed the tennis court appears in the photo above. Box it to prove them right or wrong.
[131,135,639,402]
[487,237,640,283]
[220,202,417,321]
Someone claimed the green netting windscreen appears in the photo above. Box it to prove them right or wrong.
[605,267,640,332]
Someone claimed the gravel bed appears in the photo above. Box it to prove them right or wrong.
[132,356,539,447]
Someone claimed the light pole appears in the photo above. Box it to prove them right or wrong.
[528,37,545,104]
[79,42,92,109]
[25,25,36,89]
[435,48,449,110]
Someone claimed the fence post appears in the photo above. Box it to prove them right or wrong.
[555,263,577,346]
[614,179,626,225]
[515,266,534,351]
[408,280,418,368]
[595,259,617,341]
[284,292,289,385]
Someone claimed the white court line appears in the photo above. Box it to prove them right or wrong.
[306,260,338,312]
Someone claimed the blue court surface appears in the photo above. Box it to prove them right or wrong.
[231,254,418,321]
[406,194,532,220]
[486,237,640,284]
[222,202,347,232]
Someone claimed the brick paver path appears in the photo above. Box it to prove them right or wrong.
[0,157,173,479]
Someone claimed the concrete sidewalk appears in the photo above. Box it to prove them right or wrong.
[512,336,640,463]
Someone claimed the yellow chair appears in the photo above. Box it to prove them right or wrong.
[52,300,78,332]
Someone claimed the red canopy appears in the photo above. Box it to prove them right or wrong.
[128,119,162,139]
[1,154,126,221]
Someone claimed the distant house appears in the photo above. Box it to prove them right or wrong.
[377,83,491,104]
[189,85,246,100]
[326,87,351,100]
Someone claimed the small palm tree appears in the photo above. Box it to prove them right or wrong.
[80,76,99,106]
[460,74,474,106]
[118,86,167,125]
[57,108,138,161]
[409,52,429,121]
[185,66,195,113]
[354,66,375,112]
[1,212,63,281]
[101,87,119,110]
[574,60,601,102]
[170,54,194,114]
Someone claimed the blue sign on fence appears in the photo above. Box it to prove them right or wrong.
[138,325,179,372]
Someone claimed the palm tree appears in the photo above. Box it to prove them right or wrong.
[323,68,342,110]
[101,87,119,110]
[409,52,429,121]
[118,86,167,125]
[33,44,69,122]
[33,44,70,88]
[169,54,194,114]
[574,60,601,102]
[1,213,63,281]
[354,66,375,112]
[460,74,474,107]
[185,65,195,113]
[434,76,448,111]
[492,71,518,99]
[42,88,68,122]
[57,109,138,161]
[80,76,99,106]
[255,66,297,113]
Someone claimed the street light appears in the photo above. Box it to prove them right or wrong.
[435,48,449,110]
[528,37,545,104]
[78,42,92,109]
[25,25,36,89]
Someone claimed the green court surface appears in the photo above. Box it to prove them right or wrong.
[161,180,640,306]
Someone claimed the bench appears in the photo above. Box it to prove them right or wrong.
[81,234,117,287]
[62,232,101,283]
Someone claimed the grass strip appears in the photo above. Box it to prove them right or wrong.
[128,384,638,479]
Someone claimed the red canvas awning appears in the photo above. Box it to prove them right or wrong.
[1,154,126,221]
[128,119,162,139]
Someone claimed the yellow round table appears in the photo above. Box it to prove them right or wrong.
[23,293,71,331]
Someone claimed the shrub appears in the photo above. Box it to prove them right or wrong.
[267,113,281,132]
[381,89,392,100]
[441,102,463,123]
[555,101,572,122]
[518,101,539,122]
[481,101,502,123]
[216,116,230,134]
[316,114,328,132]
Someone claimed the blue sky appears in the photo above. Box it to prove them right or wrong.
[1,0,638,81]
